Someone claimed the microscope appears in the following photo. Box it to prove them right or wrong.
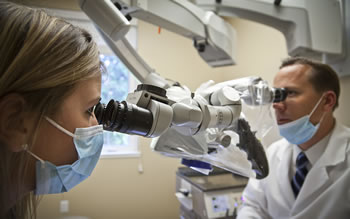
[93,78,287,179]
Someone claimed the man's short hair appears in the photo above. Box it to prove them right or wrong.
[280,57,340,110]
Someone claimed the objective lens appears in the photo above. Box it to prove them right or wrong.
[94,99,153,136]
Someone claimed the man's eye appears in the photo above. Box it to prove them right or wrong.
[287,90,297,96]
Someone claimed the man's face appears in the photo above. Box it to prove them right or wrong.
[273,64,324,125]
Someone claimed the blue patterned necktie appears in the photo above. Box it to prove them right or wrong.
[291,152,309,197]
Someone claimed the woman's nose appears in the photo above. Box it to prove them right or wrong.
[91,113,99,126]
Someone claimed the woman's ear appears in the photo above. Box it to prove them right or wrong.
[0,94,31,152]
[323,91,337,112]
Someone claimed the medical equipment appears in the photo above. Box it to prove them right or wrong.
[80,0,349,80]
[176,167,248,219]
[94,82,286,138]
[193,0,345,62]
[80,0,236,71]
[192,0,350,77]
[79,0,348,178]
[93,78,285,178]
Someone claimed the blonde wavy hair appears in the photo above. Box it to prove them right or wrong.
[0,2,102,218]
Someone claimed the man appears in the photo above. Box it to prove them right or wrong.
[237,57,350,218]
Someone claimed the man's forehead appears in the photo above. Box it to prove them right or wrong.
[274,64,312,86]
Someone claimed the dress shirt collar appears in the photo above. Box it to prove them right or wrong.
[292,132,331,170]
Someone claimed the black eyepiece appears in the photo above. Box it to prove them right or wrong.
[94,99,153,136]
[272,88,287,103]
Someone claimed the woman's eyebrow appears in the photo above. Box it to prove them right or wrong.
[88,97,101,106]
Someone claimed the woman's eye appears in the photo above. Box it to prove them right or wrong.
[87,106,95,116]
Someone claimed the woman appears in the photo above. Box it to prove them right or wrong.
[0,2,104,218]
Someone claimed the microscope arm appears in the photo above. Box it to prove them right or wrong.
[193,0,344,62]
[96,27,170,87]
[80,0,237,82]
[123,0,236,67]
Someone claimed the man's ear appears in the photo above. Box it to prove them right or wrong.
[0,94,31,152]
[323,91,337,112]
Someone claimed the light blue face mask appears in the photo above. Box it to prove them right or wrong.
[25,117,104,195]
[278,95,325,145]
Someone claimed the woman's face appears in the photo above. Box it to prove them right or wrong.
[32,75,101,166]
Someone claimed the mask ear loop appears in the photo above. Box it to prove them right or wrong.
[309,94,326,126]
[318,112,326,125]
[309,94,325,117]
[22,144,45,167]
[45,117,78,138]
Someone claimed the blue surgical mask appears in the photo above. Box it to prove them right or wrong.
[278,95,325,145]
[25,117,104,195]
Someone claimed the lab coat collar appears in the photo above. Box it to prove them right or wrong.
[315,122,349,168]
[275,138,292,161]
[291,122,349,214]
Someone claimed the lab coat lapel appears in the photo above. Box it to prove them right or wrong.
[292,123,348,212]
[276,143,295,207]
[293,166,329,210]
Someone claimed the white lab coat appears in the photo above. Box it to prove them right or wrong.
[237,122,350,219]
